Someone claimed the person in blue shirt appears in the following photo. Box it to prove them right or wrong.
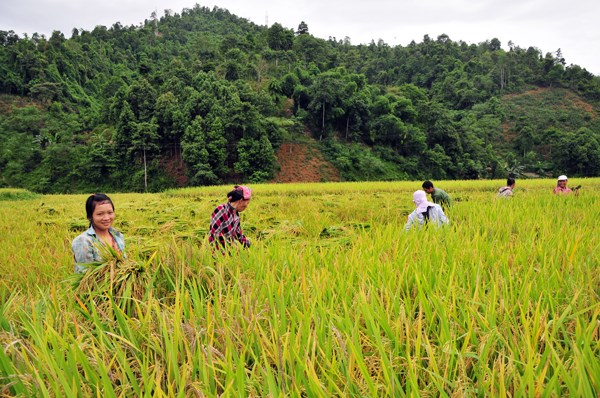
[71,193,125,273]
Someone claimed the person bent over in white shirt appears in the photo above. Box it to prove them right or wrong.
[405,190,449,231]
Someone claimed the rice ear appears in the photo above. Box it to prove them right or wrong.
[92,240,125,263]
[73,241,152,318]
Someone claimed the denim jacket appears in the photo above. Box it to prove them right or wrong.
[71,226,125,273]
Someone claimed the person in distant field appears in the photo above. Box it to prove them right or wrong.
[405,190,449,231]
[553,175,575,195]
[71,193,125,273]
[422,180,451,209]
[497,177,516,198]
[208,185,252,253]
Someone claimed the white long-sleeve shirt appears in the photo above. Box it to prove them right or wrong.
[404,204,449,231]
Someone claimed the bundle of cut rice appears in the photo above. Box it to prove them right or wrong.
[73,243,153,317]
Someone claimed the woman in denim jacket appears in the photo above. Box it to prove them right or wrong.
[71,193,125,273]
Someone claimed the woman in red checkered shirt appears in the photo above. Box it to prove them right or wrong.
[208,185,252,252]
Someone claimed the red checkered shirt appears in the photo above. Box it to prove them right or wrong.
[208,203,250,250]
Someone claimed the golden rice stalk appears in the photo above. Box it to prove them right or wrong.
[72,242,153,317]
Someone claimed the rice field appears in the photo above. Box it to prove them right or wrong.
[0,179,599,397]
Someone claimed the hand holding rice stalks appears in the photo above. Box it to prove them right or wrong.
[72,243,155,318]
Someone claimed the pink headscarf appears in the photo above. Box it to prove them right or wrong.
[413,190,435,213]
[237,185,252,200]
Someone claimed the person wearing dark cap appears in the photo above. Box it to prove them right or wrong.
[208,185,252,252]
[422,180,451,209]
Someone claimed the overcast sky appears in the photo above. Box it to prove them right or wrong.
[1,0,599,76]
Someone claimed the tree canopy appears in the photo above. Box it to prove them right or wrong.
[1,6,599,192]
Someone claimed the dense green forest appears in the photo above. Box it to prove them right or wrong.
[1,5,600,192]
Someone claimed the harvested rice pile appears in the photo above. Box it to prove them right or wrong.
[73,244,152,317]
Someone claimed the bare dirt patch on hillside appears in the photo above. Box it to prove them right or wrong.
[271,143,340,183]
[504,87,596,117]
[0,95,42,114]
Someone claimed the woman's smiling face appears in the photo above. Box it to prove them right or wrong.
[91,201,115,232]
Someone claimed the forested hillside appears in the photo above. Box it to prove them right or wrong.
[1,5,599,192]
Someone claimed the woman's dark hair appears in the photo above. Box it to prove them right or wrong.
[85,193,114,222]
[507,177,515,186]
[227,186,244,202]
